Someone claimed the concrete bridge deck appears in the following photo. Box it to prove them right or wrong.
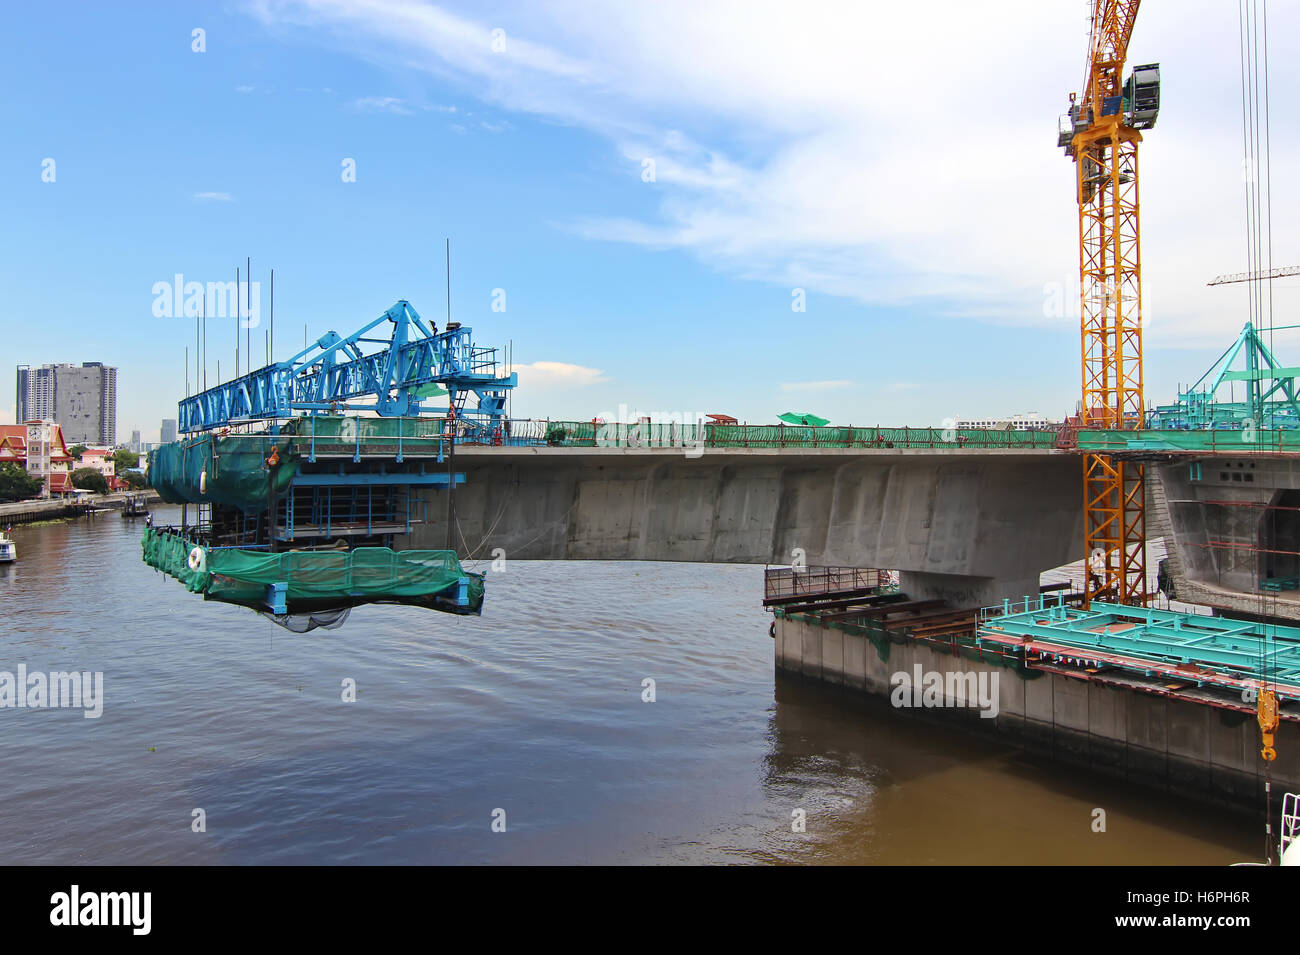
[408,446,1085,608]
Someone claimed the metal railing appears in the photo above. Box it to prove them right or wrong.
[496,420,1061,451]
[764,566,893,601]
[1077,427,1300,455]
[155,415,1066,454]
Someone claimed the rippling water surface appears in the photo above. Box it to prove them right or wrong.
[0,508,1260,864]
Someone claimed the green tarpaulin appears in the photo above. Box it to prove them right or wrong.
[141,526,484,615]
[148,434,296,513]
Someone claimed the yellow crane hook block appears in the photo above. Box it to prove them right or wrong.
[1257,686,1279,762]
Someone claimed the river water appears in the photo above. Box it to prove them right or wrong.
[0,508,1261,864]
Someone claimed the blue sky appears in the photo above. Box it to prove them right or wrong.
[2,0,1297,441]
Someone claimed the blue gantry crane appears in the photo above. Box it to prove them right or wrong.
[178,300,517,436]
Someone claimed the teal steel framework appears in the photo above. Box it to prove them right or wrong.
[1149,322,1300,431]
[978,596,1300,700]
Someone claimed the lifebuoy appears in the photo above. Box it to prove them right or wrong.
[187,546,206,573]
[769,619,776,639]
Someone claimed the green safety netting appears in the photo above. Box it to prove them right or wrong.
[539,421,1057,449]
[148,435,297,512]
[280,415,446,442]
[544,420,597,445]
[712,425,1059,448]
[141,526,484,615]
[147,417,454,514]
[1077,428,1300,453]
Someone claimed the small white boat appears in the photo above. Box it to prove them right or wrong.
[0,532,15,564]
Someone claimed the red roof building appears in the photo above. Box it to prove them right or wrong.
[0,422,76,496]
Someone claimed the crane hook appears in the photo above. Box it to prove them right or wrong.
[1257,686,1279,762]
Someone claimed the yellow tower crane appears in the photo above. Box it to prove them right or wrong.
[1059,1,1161,605]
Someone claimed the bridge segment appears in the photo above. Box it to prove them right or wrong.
[407,446,1085,608]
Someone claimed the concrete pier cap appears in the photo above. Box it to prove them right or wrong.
[407,446,1085,606]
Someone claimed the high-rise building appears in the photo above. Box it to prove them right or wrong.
[15,362,117,445]
[130,430,142,453]
[15,365,54,422]
[160,419,177,444]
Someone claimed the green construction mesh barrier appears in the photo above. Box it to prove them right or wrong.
[141,526,484,614]
[544,421,597,446]
[281,415,446,445]
[1077,428,1300,453]
[148,435,297,513]
[702,425,1057,449]
[536,421,1058,449]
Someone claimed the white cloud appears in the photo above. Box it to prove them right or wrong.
[193,192,234,202]
[352,95,412,114]
[247,0,1300,347]
[512,361,609,389]
[780,380,853,393]
[235,84,256,93]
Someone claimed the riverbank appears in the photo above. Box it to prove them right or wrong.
[0,490,161,526]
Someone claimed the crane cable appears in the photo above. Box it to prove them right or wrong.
[1240,0,1279,865]
[1237,0,1275,350]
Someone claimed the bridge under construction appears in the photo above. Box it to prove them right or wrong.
[137,0,1300,821]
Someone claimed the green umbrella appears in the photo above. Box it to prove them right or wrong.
[778,411,830,427]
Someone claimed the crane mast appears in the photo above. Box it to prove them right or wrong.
[1060,0,1160,606]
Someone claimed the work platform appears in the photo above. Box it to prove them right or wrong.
[146,414,478,619]
[978,596,1300,708]
[141,526,482,616]
[150,419,465,545]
